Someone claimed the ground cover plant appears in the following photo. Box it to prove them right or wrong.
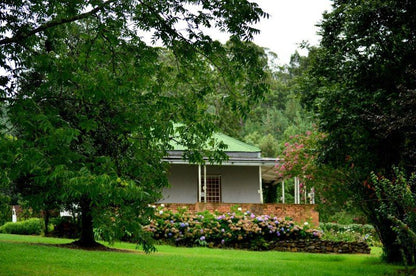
[0,234,410,276]
[142,207,320,250]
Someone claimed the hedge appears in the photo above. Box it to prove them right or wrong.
[0,218,42,235]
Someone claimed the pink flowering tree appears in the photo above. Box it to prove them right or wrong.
[275,130,347,210]
[276,130,324,197]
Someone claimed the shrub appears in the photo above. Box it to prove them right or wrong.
[0,218,42,235]
[144,207,321,250]
[320,223,381,246]
[372,168,416,265]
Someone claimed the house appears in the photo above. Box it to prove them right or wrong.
[161,132,277,204]
[160,132,319,225]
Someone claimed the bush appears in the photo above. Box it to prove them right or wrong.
[320,223,381,246]
[144,207,321,250]
[0,218,42,235]
[372,168,416,265]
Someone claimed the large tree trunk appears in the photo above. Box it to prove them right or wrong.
[76,197,99,247]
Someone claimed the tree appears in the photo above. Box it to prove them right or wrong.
[0,1,269,249]
[239,51,313,157]
[300,0,416,264]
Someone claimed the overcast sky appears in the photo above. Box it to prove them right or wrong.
[251,0,332,64]
[199,0,333,65]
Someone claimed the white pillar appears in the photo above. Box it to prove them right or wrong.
[258,166,263,203]
[281,181,285,203]
[12,207,17,223]
[304,185,307,204]
[309,187,315,204]
[294,177,300,204]
[294,178,297,204]
[203,165,207,203]
[198,165,201,202]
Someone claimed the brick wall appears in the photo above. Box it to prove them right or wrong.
[161,203,319,226]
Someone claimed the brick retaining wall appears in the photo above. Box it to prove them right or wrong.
[160,203,319,226]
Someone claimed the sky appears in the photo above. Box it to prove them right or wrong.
[251,0,333,64]
[205,0,333,65]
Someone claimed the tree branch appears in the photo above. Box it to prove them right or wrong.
[0,0,116,46]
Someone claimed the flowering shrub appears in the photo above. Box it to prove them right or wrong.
[144,206,321,250]
[320,223,381,247]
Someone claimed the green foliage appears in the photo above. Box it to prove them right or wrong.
[210,51,314,158]
[143,207,321,250]
[372,168,416,265]
[0,194,10,226]
[322,210,367,225]
[0,218,42,235]
[299,0,416,264]
[0,1,269,250]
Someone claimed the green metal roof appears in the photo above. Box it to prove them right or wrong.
[212,132,260,152]
[171,132,260,153]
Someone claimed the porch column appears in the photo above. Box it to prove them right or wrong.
[258,166,263,203]
[294,177,300,204]
[203,165,207,203]
[198,165,202,202]
[281,181,285,203]
[304,184,307,204]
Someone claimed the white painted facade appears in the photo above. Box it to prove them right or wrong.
[160,164,263,204]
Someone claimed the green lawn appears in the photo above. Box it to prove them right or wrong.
[0,234,407,276]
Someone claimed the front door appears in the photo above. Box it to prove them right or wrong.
[200,175,221,203]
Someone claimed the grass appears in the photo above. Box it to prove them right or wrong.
[0,234,408,276]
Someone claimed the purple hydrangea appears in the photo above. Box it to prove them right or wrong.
[200,236,205,241]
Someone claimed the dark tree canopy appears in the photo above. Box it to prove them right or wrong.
[0,0,269,249]
[301,0,416,264]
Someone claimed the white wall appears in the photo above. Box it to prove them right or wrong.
[160,164,198,203]
[160,164,261,203]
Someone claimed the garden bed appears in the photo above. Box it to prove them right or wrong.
[143,206,368,253]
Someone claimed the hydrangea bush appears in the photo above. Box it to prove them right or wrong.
[144,206,321,250]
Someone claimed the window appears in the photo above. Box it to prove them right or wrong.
[200,175,221,203]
